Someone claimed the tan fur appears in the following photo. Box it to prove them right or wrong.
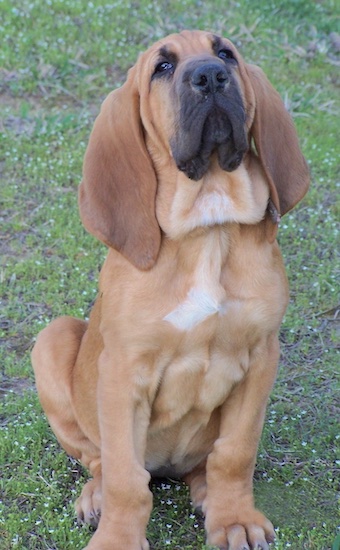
[32,30,309,550]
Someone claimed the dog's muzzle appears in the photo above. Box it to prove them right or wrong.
[171,59,248,181]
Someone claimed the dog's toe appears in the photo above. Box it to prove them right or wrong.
[75,478,102,528]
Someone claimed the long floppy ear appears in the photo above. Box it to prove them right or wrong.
[246,64,310,217]
[79,67,161,270]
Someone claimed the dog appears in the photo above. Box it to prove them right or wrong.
[32,30,310,550]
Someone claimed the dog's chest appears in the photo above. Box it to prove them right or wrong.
[114,226,285,475]
[144,286,253,475]
[143,230,268,466]
[151,296,249,426]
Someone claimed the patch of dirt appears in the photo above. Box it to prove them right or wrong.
[0,376,34,401]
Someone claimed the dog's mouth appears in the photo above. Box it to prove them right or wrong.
[171,84,248,181]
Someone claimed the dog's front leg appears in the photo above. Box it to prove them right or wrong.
[84,347,152,550]
[203,335,280,550]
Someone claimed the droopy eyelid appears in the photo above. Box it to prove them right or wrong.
[152,48,178,79]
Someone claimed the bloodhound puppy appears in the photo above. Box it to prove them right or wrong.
[32,30,309,550]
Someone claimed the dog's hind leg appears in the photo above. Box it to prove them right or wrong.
[32,316,102,526]
[184,460,208,512]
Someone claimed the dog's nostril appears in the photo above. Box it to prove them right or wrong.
[216,71,227,84]
[191,64,229,93]
[197,74,208,87]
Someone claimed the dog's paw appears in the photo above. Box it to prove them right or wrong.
[205,509,275,550]
[75,478,102,528]
[184,465,208,511]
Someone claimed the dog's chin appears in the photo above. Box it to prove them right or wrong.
[172,110,248,181]
[175,140,247,181]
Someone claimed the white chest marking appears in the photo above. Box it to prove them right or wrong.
[163,287,222,331]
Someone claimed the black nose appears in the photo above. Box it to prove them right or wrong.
[191,63,229,94]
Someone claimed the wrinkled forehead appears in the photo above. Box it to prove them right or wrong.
[138,30,238,72]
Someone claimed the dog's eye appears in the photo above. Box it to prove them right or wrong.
[154,61,174,75]
[218,49,235,61]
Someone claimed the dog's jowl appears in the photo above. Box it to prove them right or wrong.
[32,30,309,550]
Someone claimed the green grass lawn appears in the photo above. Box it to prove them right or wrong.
[1,0,339,548]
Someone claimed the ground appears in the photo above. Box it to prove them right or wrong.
[0,0,339,548]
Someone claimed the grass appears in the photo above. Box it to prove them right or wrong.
[0,0,339,548]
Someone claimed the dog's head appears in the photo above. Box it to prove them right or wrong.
[79,30,310,269]
[140,32,250,180]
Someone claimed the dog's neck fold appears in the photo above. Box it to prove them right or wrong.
[153,154,270,332]
[155,154,269,240]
